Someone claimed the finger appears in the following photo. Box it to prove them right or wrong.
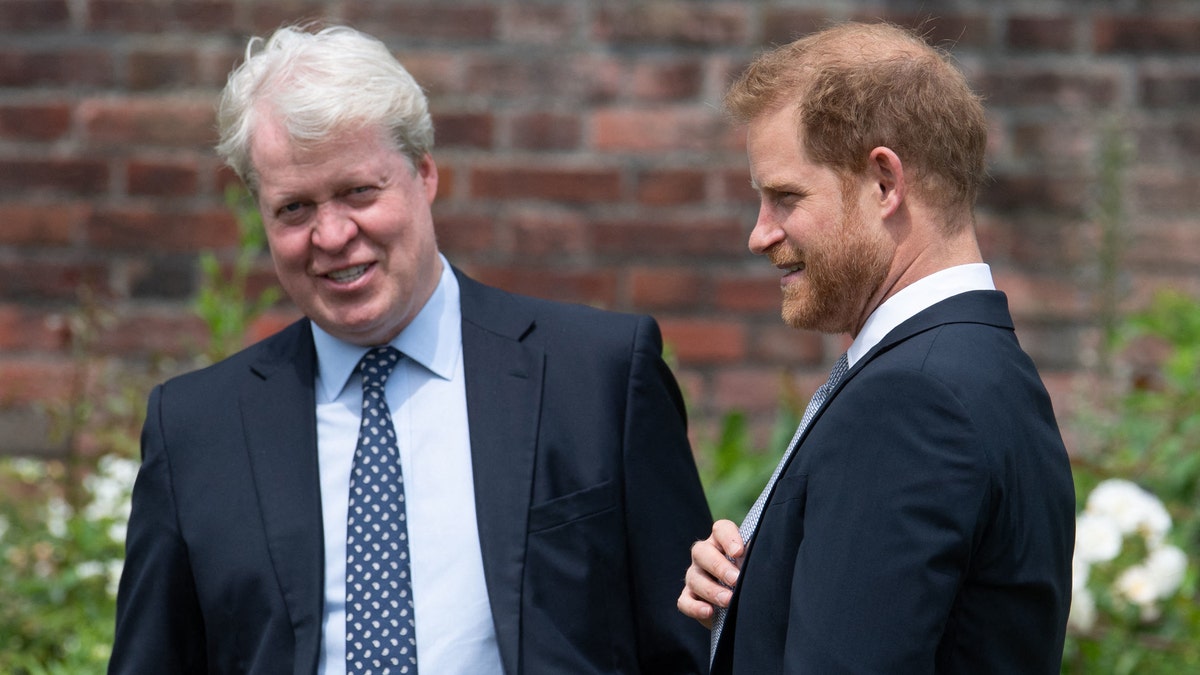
[685,560,735,607]
[676,588,716,629]
[691,539,741,588]
[711,519,745,558]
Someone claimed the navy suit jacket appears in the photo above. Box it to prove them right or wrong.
[110,269,712,674]
[712,291,1074,674]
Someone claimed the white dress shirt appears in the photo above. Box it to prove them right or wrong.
[847,263,996,367]
[314,257,504,675]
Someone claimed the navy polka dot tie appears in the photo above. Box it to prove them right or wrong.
[346,346,417,675]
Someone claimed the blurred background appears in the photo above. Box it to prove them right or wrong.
[0,0,1197,672]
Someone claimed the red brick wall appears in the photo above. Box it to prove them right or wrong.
[2,0,1199,454]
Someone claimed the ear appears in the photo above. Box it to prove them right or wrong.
[417,152,439,205]
[867,146,904,219]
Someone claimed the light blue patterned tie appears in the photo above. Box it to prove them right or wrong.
[710,352,849,663]
[346,346,418,675]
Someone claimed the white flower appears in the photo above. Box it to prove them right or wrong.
[46,497,71,539]
[84,455,138,524]
[1074,512,1122,564]
[1072,556,1091,594]
[1068,586,1097,633]
[106,559,124,598]
[1144,545,1188,599]
[76,560,105,580]
[1115,563,1158,606]
[1086,479,1168,537]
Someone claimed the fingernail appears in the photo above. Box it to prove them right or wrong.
[717,590,731,604]
[723,569,739,585]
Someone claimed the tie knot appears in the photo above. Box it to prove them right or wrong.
[359,346,401,389]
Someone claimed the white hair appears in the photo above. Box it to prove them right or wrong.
[215,24,434,191]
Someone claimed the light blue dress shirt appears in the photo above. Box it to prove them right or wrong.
[313,257,504,675]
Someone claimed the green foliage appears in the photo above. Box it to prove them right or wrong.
[194,186,281,363]
[697,408,799,523]
[1064,290,1200,674]
[0,187,277,674]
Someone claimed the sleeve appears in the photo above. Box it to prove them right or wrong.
[783,367,991,673]
[108,384,207,674]
[621,315,714,674]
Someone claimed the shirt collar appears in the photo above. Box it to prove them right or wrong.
[312,254,462,402]
[847,263,995,367]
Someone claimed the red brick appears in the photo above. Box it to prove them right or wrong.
[760,9,835,46]
[0,305,71,352]
[593,107,724,152]
[87,206,237,252]
[127,158,200,197]
[720,166,758,205]
[594,217,744,257]
[0,158,109,196]
[594,3,748,46]
[629,267,709,310]
[1141,69,1200,108]
[659,318,746,364]
[249,0,333,33]
[1012,120,1094,164]
[80,97,216,148]
[974,67,1120,108]
[501,2,577,44]
[630,59,704,101]
[1125,218,1200,270]
[509,112,582,151]
[0,201,88,245]
[432,210,498,255]
[88,0,235,32]
[992,271,1088,321]
[712,367,790,413]
[93,310,209,358]
[509,208,589,258]
[0,259,108,301]
[1132,169,1200,214]
[715,274,781,314]
[347,2,498,41]
[978,172,1087,217]
[0,358,76,405]
[470,165,621,203]
[467,265,618,308]
[636,169,706,206]
[752,324,826,366]
[1095,16,1200,54]
[0,48,115,87]
[246,309,303,345]
[0,102,72,141]
[432,111,494,149]
[465,56,615,102]
[1007,16,1077,52]
[127,48,202,91]
[858,12,993,49]
[0,0,70,30]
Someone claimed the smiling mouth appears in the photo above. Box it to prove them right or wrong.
[782,262,805,275]
[325,263,370,283]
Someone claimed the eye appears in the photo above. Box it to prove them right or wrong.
[274,201,311,223]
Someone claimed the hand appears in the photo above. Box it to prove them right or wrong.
[677,519,745,629]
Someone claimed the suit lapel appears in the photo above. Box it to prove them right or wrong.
[239,320,326,675]
[716,290,1015,667]
[456,270,543,675]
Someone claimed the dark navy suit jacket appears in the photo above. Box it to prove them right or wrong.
[110,269,712,674]
[712,291,1074,674]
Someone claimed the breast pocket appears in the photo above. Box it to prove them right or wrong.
[527,479,616,533]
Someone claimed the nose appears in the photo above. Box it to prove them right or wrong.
[747,202,783,255]
[310,203,357,252]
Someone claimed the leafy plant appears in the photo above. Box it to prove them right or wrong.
[1064,290,1200,674]
[0,186,277,674]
